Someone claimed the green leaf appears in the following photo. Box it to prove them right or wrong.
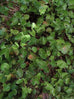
[6,74,12,81]
[24,34,31,41]
[43,0,49,3]
[41,36,47,45]
[44,82,55,96]
[56,86,61,92]
[29,30,36,37]
[32,23,36,29]
[56,79,64,86]
[31,73,41,85]
[32,47,37,53]
[65,78,70,85]
[57,39,71,54]
[39,5,48,15]
[1,63,10,71]
[0,28,6,36]
[45,82,53,90]
[69,69,74,74]
[22,86,32,98]
[16,79,23,84]
[69,0,74,5]
[46,49,51,56]
[11,17,18,26]
[36,59,49,73]
[10,29,19,35]
[20,5,27,12]
[21,63,26,69]
[60,44,71,54]
[5,48,9,59]
[3,83,10,92]
[57,60,68,68]
[24,14,29,20]
[66,88,72,94]
[8,89,17,98]
[16,69,23,78]
[39,48,47,59]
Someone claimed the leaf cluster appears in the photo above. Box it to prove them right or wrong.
[0,0,74,99]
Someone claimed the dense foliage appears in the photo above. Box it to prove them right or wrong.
[0,0,74,99]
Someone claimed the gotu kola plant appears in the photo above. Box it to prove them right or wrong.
[0,0,74,99]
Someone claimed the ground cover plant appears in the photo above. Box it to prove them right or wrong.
[0,0,74,99]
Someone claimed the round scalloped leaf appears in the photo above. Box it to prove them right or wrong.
[1,63,10,71]
[57,60,68,69]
